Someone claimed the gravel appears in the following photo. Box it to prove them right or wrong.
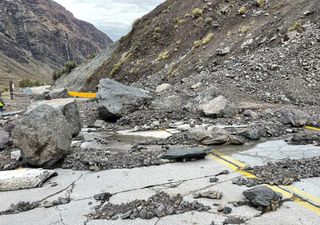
[90,192,211,220]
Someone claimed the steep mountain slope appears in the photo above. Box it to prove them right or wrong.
[58,0,320,106]
[0,0,112,86]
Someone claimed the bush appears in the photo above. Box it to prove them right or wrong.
[288,21,304,32]
[192,8,203,18]
[64,61,77,73]
[110,51,132,77]
[201,32,214,45]
[52,61,77,81]
[19,79,42,88]
[156,50,170,61]
[239,6,247,15]
[256,0,266,7]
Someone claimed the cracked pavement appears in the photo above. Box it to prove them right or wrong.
[0,150,320,225]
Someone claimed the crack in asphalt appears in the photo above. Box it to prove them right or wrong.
[0,172,89,217]
[56,206,66,225]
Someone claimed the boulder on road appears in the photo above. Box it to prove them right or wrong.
[12,104,72,168]
[0,128,10,150]
[243,186,282,209]
[199,95,238,118]
[97,79,153,120]
[278,108,310,127]
[29,99,81,137]
[188,126,244,145]
[163,147,210,160]
[48,88,69,99]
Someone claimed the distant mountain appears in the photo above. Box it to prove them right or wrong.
[0,0,112,86]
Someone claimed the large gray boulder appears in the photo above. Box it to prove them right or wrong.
[97,79,153,120]
[29,99,81,137]
[12,104,72,168]
[48,88,69,99]
[200,95,238,118]
[278,108,310,127]
[188,126,244,145]
[0,128,9,150]
[243,186,282,209]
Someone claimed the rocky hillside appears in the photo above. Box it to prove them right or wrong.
[57,0,320,106]
[0,0,112,86]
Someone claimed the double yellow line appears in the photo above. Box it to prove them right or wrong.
[209,150,320,215]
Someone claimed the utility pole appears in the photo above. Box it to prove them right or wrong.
[9,80,13,100]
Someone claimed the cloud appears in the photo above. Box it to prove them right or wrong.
[54,0,164,40]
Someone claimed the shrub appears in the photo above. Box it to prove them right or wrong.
[239,6,247,15]
[240,25,251,33]
[201,32,214,45]
[192,40,202,50]
[110,51,132,77]
[52,60,77,81]
[288,21,304,32]
[156,50,170,61]
[192,8,203,18]
[256,0,266,8]
[19,79,42,88]
[64,61,77,73]
[175,18,186,25]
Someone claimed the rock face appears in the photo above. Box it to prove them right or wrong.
[0,128,10,150]
[278,108,310,127]
[29,99,82,137]
[0,0,112,84]
[243,186,282,209]
[12,104,72,168]
[97,79,153,120]
[200,96,238,118]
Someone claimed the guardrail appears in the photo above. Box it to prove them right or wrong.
[68,91,97,99]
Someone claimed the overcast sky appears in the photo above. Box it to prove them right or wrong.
[54,0,164,41]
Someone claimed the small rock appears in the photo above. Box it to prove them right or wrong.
[216,47,230,56]
[155,83,171,93]
[193,191,223,200]
[94,192,112,201]
[121,210,132,219]
[217,204,224,212]
[111,215,119,220]
[43,201,55,208]
[58,197,70,205]
[223,207,232,214]
[209,177,219,183]
[11,150,22,161]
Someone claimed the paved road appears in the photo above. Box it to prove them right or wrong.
[1,141,320,225]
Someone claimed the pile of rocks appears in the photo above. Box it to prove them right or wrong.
[246,157,320,185]
[91,192,211,220]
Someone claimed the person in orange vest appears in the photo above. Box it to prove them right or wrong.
[0,91,5,112]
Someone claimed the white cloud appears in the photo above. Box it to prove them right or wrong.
[54,0,164,40]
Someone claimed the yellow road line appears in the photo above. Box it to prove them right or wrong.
[282,185,320,206]
[305,126,320,132]
[212,150,247,169]
[68,91,97,99]
[209,152,320,215]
